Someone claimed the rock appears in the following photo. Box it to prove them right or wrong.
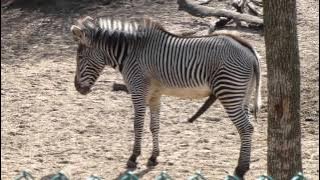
[167,161,174,166]
[311,153,319,160]
[305,117,316,122]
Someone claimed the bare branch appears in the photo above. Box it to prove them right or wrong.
[177,0,263,25]
[247,1,263,17]
[1,0,16,7]
[232,0,247,13]
[196,0,213,5]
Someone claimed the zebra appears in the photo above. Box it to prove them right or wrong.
[70,16,261,178]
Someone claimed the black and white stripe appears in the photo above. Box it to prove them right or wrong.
[72,16,261,178]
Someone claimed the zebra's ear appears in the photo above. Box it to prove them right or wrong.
[71,25,84,41]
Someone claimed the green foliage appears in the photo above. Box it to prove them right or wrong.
[14,170,307,179]
[257,175,273,180]
[14,171,34,180]
[224,175,241,180]
[87,175,103,180]
[188,171,207,180]
[155,171,173,180]
[50,172,69,180]
[291,172,307,180]
[120,171,139,180]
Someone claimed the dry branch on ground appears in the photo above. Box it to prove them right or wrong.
[177,0,263,31]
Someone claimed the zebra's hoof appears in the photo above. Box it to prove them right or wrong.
[147,157,158,167]
[234,166,247,179]
[126,160,137,169]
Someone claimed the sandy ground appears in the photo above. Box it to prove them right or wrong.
[1,0,318,179]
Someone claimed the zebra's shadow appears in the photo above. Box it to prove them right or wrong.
[114,166,155,180]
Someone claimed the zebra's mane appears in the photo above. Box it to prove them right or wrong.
[79,17,166,38]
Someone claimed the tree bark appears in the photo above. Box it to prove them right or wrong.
[263,0,302,179]
[177,0,263,25]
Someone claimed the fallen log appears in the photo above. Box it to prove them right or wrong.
[177,0,263,26]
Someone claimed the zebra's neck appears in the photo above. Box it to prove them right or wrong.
[94,29,141,72]
[86,17,166,71]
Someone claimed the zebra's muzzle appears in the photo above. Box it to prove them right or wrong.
[76,86,91,95]
[74,76,92,95]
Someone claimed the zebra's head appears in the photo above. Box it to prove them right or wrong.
[71,16,106,95]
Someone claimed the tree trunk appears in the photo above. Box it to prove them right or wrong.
[263,0,302,179]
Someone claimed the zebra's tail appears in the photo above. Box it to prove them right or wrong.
[253,49,262,120]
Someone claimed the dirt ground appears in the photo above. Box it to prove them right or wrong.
[1,0,318,179]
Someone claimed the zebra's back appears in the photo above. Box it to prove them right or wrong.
[138,33,257,91]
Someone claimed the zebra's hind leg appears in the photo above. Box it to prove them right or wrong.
[127,93,147,169]
[147,94,161,167]
[234,122,253,178]
[221,101,253,179]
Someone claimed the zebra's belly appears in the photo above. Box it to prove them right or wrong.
[161,86,211,99]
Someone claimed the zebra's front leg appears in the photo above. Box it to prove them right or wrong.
[127,94,146,169]
[147,95,161,166]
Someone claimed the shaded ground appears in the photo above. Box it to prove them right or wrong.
[1,0,318,179]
